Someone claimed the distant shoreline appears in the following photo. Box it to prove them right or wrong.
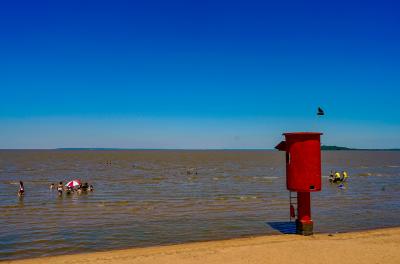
[321,145,400,151]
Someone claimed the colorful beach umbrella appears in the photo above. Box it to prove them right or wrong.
[65,179,81,188]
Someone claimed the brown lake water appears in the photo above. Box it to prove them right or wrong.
[1,150,400,260]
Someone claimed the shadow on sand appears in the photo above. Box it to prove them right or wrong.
[267,221,296,234]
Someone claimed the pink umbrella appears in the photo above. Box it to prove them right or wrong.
[65,179,82,188]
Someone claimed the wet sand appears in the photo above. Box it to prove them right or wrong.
[5,227,400,264]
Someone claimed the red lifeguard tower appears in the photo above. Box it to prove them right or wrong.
[275,132,322,235]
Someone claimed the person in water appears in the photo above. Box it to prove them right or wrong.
[18,181,25,197]
[334,171,342,183]
[50,183,55,190]
[329,170,335,182]
[342,171,348,181]
[57,182,63,196]
[89,185,94,192]
[81,182,89,191]
[76,184,83,194]
[65,187,73,195]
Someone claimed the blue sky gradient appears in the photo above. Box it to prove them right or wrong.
[1,0,399,148]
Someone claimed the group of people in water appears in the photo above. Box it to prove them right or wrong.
[17,181,94,197]
[17,170,346,197]
[50,182,94,196]
[329,170,348,183]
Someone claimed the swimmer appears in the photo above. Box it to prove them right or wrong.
[89,185,94,192]
[18,181,25,197]
[50,183,55,190]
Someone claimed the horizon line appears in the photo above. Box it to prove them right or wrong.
[0,147,399,151]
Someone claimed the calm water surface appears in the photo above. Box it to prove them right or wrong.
[1,150,400,260]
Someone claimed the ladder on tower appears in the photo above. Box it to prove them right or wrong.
[289,191,297,222]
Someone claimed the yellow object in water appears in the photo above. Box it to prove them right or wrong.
[334,172,341,180]
[343,171,348,179]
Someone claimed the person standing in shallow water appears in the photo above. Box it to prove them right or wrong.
[329,170,335,182]
[82,182,89,191]
[18,181,25,197]
[342,171,349,182]
[57,182,63,196]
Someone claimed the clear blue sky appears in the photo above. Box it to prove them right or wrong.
[1,0,399,149]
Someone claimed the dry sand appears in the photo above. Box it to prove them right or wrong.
[5,227,400,264]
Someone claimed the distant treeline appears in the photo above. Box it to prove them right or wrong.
[321,145,352,150]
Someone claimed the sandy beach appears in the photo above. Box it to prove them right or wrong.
[5,227,400,264]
